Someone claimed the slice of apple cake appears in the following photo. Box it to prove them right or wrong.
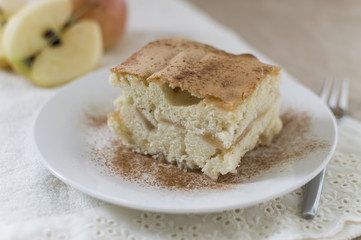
[108,37,282,180]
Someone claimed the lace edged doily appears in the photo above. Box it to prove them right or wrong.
[2,118,361,240]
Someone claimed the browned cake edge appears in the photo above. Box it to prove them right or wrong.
[111,37,281,111]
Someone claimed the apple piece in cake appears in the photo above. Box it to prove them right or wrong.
[108,37,282,180]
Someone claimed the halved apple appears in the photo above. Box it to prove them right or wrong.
[2,0,103,87]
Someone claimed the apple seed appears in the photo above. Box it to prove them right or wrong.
[43,29,62,47]
[21,29,62,70]
[24,55,36,68]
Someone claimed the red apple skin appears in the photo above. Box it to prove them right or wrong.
[71,0,127,49]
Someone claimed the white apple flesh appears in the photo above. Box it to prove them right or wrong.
[0,0,25,16]
[0,0,25,68]
[32,20,102,86]
[2,0,103,87]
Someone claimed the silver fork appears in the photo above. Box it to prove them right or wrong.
[301,77,349,219]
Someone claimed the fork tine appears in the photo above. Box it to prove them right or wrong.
[320,77,332,103]
[328,78,340,108]
[339,79,349,112]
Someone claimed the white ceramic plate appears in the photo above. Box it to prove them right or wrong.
[33,68,337,214]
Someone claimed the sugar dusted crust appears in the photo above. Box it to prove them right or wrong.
[111,37,280,111]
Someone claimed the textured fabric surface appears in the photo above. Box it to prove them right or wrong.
[2,117,361,240]
[1,0,360,239]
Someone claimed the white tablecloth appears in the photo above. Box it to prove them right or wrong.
[1,0,361,239]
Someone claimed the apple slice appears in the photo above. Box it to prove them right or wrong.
[0,0,25,68]
[32,21,102,86]
[2,0,103,87]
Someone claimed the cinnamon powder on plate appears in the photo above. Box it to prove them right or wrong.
[84,109,329,191]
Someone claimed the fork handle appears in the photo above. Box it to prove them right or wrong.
[301,168,326,219]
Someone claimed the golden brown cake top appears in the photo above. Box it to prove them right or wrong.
[111,37,281,111]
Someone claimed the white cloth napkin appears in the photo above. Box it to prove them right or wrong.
[1,0,361,239]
